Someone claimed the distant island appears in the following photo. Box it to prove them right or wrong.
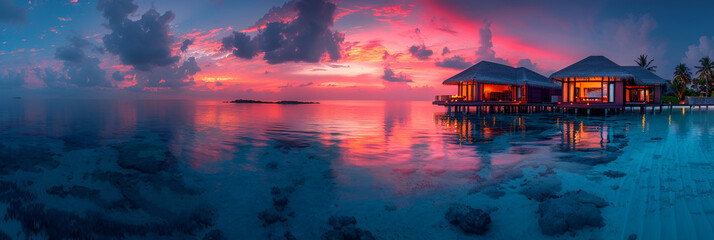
[226,99,319,104]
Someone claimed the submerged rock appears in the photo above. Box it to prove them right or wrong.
[0,231,10,240]
[273,195,289,211]
[6,202,214,239]
[258,209,287,226]
[270,186,282,195]
[562,154,618,166]
[444,204,491,235]
[537,190,609,236]
[519,174,562,202]
[322,216,375,240]
[115,142,172,174]
[328,216,357,229]
[93,169,200,197]
[0,181,35,203]
[46,185,100,199]
[603,170,626,178]
[0,143,59,174]
[202,229,227,240]
[481,185,506,199]
[266,161,279,170]
[284,231,297,240]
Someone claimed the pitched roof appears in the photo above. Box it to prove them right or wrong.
[442,61,559,88]
[621,66,667,85]
[550,56,666,85]
[516,67,560,88]
[549,56,632,79]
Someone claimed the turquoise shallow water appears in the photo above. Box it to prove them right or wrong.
[0,99,712,239]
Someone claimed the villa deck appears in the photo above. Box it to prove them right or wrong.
[433,100,714,115]
[431,101,555,107]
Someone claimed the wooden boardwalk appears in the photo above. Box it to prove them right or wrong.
[433,100,714,115]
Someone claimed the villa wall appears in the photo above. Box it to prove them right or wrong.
[654,85,662,104]
[686,97,714,105]
[614,81,625,104]
[527,87,559,103]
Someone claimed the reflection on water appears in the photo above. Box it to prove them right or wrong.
[0,99,712,239]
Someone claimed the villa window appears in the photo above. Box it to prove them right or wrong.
[482,84,513,101]
[626,86,654,103]
[560,76,618,103]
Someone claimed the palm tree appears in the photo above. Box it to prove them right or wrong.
[670,79,688,101]
[695,57,713,96]
[672,63,693,101]
[673,63,692,84]
[635,54,657,72]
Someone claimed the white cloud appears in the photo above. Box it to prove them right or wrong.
[682,36,714,68]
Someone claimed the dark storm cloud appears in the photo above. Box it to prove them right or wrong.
[180,39,194,52]
[435,56,471,69]
[442,46,450,56]
[248,1,297,30]
[516,58,537,69]
[54,36,93,62]
[34,68,67,89]
[381,66,412,82]
[0,0,27,24]
[221,32,258,59]
[430,16,458,35]
[277,81,314,88]
[97,0,179,71]
[131,57,201,89]
[55,46,86,63]
[112,71,126,81]
[475,21,508,64]
[63,58,112,88]
[408,45,433,60]
[42,36,112,88]
[221,0,345,64]
[0,69,25,89]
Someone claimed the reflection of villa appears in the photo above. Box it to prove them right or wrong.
[550,56,666,109]
[439,61,561,104]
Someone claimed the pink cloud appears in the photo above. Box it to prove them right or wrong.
[372,4,413,18]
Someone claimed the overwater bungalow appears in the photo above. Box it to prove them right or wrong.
[437,61,561,104]
[550,56,666,109]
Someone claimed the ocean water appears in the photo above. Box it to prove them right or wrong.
[0,99,712,239]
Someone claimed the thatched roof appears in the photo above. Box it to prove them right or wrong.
[549,56,631,79]
[550,56,666,85]
[516,67,560,88]
[621,66,666,85]
[443,61,559,89]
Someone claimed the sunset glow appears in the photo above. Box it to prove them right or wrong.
[1,0,713,101]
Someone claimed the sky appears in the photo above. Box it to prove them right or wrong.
[2,0,714,100]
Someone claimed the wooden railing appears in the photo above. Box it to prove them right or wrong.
[434,95,465,102]
[576,97,602,102]
[435,95,451,102]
